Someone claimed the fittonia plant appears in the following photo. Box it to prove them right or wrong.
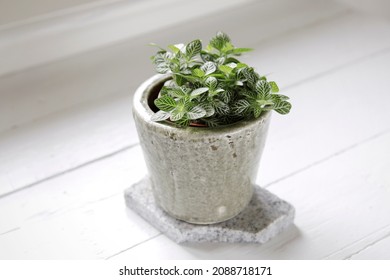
[150,32,291,127]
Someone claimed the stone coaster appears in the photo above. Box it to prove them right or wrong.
[124,177,295,243]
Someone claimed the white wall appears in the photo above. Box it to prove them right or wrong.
[0,0,111,25]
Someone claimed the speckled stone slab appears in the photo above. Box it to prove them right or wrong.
[124,177,295,243]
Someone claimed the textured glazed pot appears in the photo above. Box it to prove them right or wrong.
[133,74,271,224]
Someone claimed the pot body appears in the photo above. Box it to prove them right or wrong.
[133,74,271,224]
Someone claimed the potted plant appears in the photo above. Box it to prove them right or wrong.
[132,32,291,224]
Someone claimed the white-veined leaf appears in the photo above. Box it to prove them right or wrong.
[201,104,215,117]
[233,99,251,114]
[150,110,171,121]
[156,63,170,74]
[201,62,216,75]
[220,89,233,103]
[203,118,220,127]
[175,117,190,127]
[214,88,225,93]
[205,76,218,90]
[242,67,259,86]
[191,87,209,97]
[255,80,271,98]
[271,94,290,101]
[186,39,202,58]
[169,88,186,98]
[154,96,176,111]
[170,110,185,121]
[187,105,207,120]
[274,100,292,114]
[215,57,226,65]
[216,31,231,44]
[213,100,230,115]
[253,105,262,118]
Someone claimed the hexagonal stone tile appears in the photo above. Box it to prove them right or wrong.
[124,177,295,243]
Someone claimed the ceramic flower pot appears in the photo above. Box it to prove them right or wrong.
[133,74,272,224]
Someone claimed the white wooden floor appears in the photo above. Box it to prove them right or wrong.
[1,0,390,259]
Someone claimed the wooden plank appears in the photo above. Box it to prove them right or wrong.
[0,92,138,196]
[111,130,390,260]
[249,12,390,89]
[259,49,390,186]
[325,224,390,259]
[349,235,390,260]
[0,146,159,259]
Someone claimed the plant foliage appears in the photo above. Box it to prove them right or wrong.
[150,32,291,127]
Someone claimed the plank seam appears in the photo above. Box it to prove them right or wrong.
[264,127,390,189]
[284,46,390,90]
[344,230,390,260]
[0,143,139,199]
[105,233,162,259]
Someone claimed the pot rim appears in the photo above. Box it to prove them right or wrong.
[133,74,271,136]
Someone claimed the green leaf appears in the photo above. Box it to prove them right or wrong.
[154,95,176,112]
[149,32,291,127]
[186,39,202,58]
[205,76,218,90]
[150,110,171,121]
[222,42,234,53]
[175,73,198,84]
[191,87,209,97]
[168,44,181,54]
[175,117,190,127]
[255,80,271,98]
[174,74,185,86]
[274,100,292,114]
[269,81,279,93]
[187,105,207,120]
[201,62,216,75]
[231,48,253,54]
[169,88,187,98]
[218,65,233,75]
[253,106,263,118]
[192,68,205,77]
